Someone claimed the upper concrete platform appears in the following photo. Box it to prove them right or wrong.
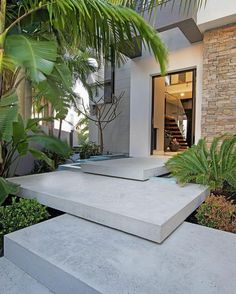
[81,157,169,180]
[9,170,208,243]
[5,214,236,294]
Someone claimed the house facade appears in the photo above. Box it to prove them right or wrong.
[90,0,236,157]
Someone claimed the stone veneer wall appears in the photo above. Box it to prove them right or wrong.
[202,24,236,144]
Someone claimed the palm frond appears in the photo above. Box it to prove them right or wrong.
[166,135,236,191]
[6,0,168,73]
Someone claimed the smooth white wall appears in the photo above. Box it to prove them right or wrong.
[197,0,236,32]
[130,43,203,157]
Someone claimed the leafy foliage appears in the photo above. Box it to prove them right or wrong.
[0,197,50,236]
[0,178,19,206]
[76,115,89,144]
[35,60,73,120]
[4,35,57,82]
[77,142,100,159]
[1,113,71,178]
[3,0,169,77]
[32,148,70,174]
[0,90,18,142]
[196,195,236,233]
[166,135,236,191]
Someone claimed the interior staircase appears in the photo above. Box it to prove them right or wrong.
[165,116,188,150]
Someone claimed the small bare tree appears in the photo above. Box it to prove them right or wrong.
[80,93,123,154]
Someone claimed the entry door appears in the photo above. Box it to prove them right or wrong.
[151,69,196,154]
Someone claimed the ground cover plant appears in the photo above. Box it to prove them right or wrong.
[0,197,50,255]
[195,194,236,233]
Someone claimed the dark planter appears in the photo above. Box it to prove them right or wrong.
[79,152,90,159]
[164,137,172,151]
[169,144,180,152]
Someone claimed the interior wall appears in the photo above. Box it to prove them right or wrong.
[130,43,203,157]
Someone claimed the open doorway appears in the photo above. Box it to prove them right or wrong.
[151,69,196,154]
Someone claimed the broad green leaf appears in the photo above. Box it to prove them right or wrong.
[36,59,73,119]
[0,177,19,205]
[29,148,55,169]
[29,135,71,157]
[0,90,18,142]
[4,35,57,83]
[12,115,28,155]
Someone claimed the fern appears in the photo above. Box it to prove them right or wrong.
[166,135,236,191]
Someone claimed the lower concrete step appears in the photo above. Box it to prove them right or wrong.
[9,171,208,243]
[0,257,52,294]
[5,214,236,294]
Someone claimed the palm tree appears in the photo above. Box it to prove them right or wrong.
[0,0,171,140]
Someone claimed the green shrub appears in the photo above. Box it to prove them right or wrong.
[0,197,50,236]
[77,142,100,159]
[166,135,236,191]
[196,195,236,233]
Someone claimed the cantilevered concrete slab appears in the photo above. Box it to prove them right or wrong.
[81,157,170,180]
[5,214,236,294]
[0,258,52,294]
[9,171,208,243]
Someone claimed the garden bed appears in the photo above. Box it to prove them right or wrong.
[0,196,64,257]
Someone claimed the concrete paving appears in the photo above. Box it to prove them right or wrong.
[9,170,208,243]
[81,157,170,180]
[5,214,236,294]
[0,257,52,294]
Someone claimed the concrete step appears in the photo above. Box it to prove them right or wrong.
[9,171,209,243]
[81,157,170,181]
[0,257,52,294]
[5,214,236,294]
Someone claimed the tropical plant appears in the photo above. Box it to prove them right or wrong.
[76,115,89,145]
[0,0,176,164]
[32,148,70,174]
[1,114,71,178]
[78,142,100,159]
[0,93,71,203]
[166,135,236,192]
[196,195,236,233]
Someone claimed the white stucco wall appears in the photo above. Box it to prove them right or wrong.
[102,61,131,154]
[197,0,236,32]
[89,60,131,154]
[130,41,203,157]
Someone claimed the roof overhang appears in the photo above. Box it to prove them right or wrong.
[123,0,203,59]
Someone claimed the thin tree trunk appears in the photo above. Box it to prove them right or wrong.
[24,79,32,119]
[48,102,54,136]
[0,0,6,99]
[58,119,62,139]
[98,123,104,154]
[15,68,26,118]
[0,0,6,174]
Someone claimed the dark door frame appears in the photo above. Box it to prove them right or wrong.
[150,68,197,155]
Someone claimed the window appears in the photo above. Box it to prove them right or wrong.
[103,63,115,104]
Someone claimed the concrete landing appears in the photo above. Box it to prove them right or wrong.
[9,171,208,243]
[5,214,236,294]
[81,157,169,180]
[0,258,52,294]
